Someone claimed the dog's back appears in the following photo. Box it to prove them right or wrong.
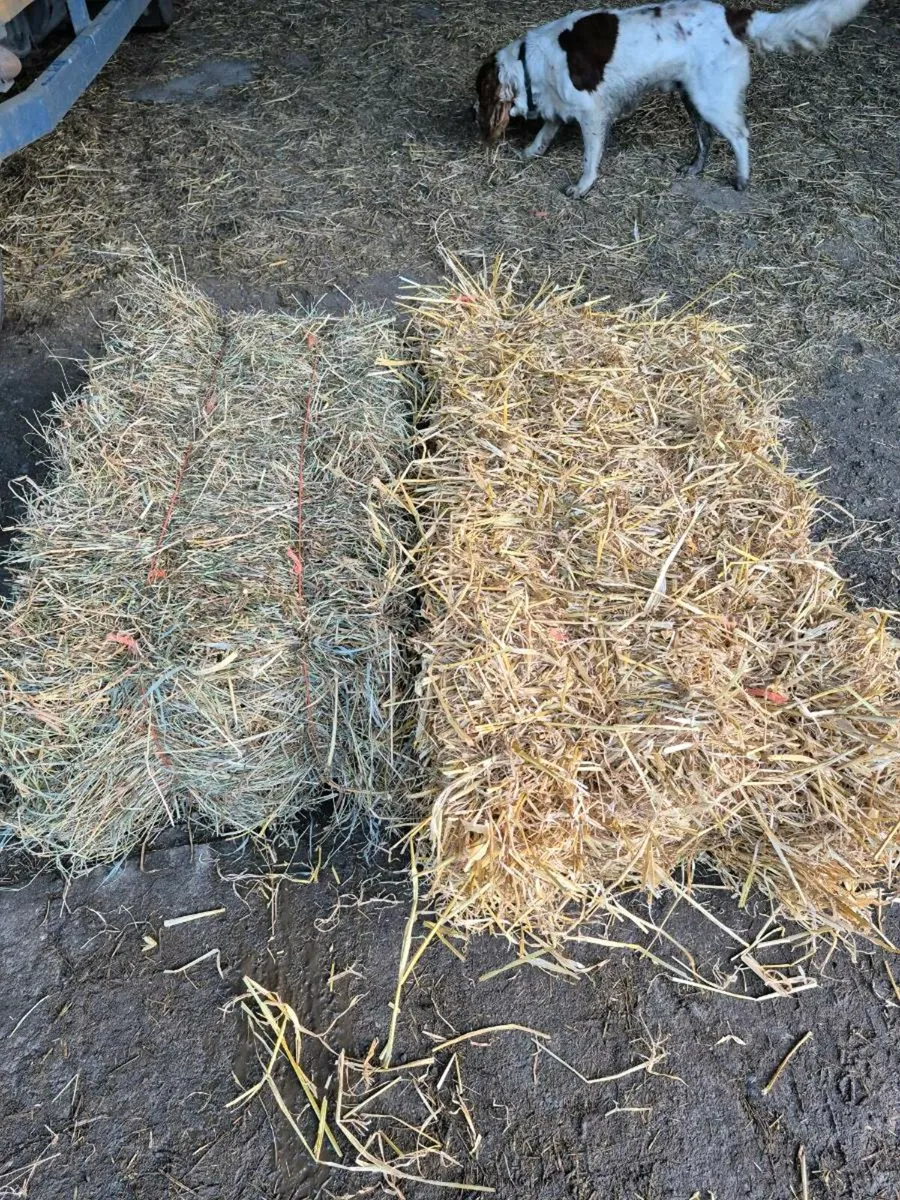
[479,0,869,195]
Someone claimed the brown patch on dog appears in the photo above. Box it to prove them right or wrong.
[725,7,754,41]
[558,12,619,92]
[475,56,511,141]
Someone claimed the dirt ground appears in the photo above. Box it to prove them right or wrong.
[0,835,897,1200]
[1,0,899,1196]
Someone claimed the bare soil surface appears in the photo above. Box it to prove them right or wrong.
[1,836,899,1200]
[1,1,899,1196]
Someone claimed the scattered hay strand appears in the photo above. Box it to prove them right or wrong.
[762,1030,813,1097]
[230,971,670,1190]
[534,1038,666,1087]
[230,975,497,1194]
[798,1145,810,1200]
[397,260,900,945]
[162,907,226,928]
[0,258,416,865]
[162,948,224,979]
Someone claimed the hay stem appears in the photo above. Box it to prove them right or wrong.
[381,840,420,1069]
[762,1031,813,1096]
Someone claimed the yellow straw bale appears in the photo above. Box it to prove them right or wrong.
[397,263,900,942]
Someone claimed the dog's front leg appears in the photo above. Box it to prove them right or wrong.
[564,115,610,199]
[522,118,562,160]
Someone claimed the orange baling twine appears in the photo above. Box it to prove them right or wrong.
[293,333,319,753]
[146,331,231,585]
[141,330,230,811]
[288,331,319,603]
[142,329,324,786]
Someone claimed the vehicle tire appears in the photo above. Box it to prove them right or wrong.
[137,0,174,30]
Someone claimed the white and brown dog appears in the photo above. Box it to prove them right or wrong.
[475,0,869,195]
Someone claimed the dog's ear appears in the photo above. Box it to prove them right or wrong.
[475,56,512,141]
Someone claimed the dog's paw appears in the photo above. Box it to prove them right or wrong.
[734,175,750,192]
[678,161,704,178]
[562,182,579,198]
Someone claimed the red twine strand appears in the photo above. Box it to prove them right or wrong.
[146,332,230,585]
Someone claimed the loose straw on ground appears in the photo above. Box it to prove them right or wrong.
[230,975,498,1193]
[394,258,900,945]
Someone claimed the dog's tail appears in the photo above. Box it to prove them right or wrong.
[741,0,869,54]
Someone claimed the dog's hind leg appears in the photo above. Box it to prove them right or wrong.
[683,66,751,190]
[676,85,713,177]
[523,118,562,160]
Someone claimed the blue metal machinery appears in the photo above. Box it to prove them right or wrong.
[0,0,172,323]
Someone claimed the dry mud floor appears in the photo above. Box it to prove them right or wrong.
[1,0,899,1196]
